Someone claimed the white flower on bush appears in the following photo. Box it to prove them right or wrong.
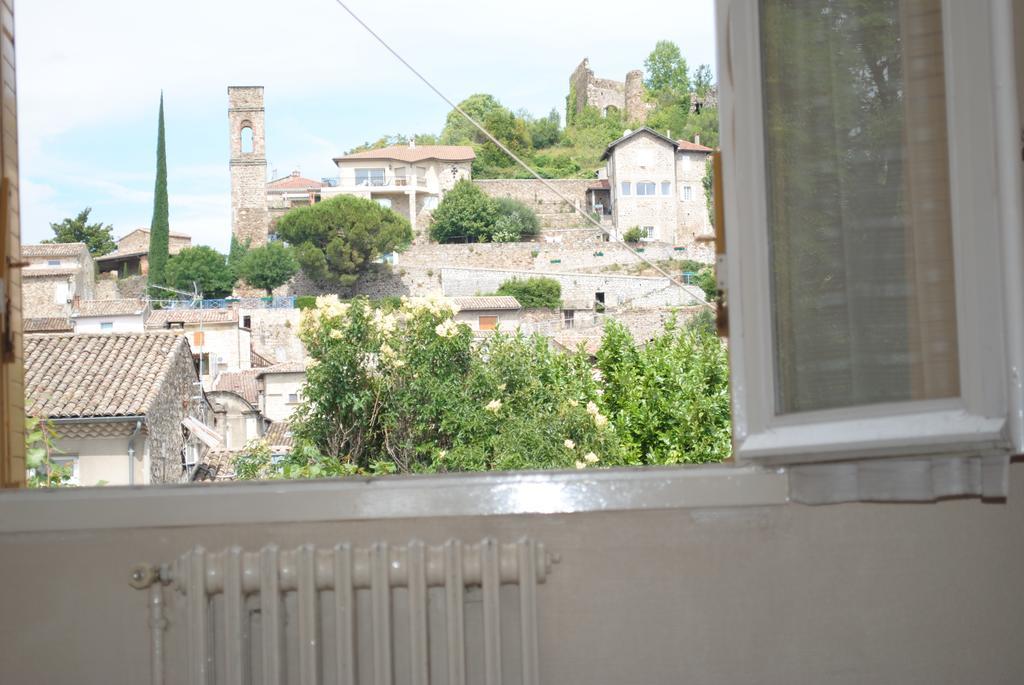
[329,328,344,340]
[586,401,600,416]
[575,460,587,470]
[568,399,579,407]
[485,399,502,413]
[371,309,397,334]
[563,439,575,450]
[593,413,608,429]
[584,452,599,464]
[435,319,460,338]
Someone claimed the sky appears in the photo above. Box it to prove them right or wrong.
[17,0,717,252]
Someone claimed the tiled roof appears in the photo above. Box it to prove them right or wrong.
[146,308,239,327]
[335,144,475,164]
[22,267,80,278]
[268,172,323,190]
[24,317,73,333]
[21,243,89,257]
[601,127,679,160]
[198,449,237,480]
[211,369,260,406]
[677,139,714,153]
[264,421,294,449]
[256,361,307,376]
[118,227,191,240]
[452,296,522,311]
[587,179,611,190]
[24,333,191,419]
[72,299,147,317]
[95,250,147,262]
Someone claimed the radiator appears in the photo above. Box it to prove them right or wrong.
[132,538,554,685]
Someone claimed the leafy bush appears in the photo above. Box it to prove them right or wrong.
[276,195,412,287]
[295,296,317,310]
[233,297,730,480]
[429,179,498,243]
[623,227,645,244]
[493,197,540,238]
[495,277,561,309]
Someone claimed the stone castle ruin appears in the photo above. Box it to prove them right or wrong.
[568,58,718,124]
[229,86,270,247]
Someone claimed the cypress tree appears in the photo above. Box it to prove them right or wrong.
[147,93,170,295]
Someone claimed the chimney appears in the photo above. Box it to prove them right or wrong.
[694,134,701,146]
[667,129,671,140]
[291,169,300,177]
[410,139,417,149]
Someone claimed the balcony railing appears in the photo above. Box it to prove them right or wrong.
[150,296,297,310]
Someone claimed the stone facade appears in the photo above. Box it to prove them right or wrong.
[243,308,307,363]
[569,58,655,123]
[441,267,705,310]
[21,244,95,318]
[229,86,269,246]
[143,336,208,484]
[115,228,191,256]
[473,179,600,229]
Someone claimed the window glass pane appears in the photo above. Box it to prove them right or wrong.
[761,0,958,413]
[621,181,631,195]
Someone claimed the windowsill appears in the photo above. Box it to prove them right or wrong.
[0,465,788,533]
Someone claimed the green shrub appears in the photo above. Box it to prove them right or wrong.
[493,197,540,239]
[429,179,498,243]
[623,227,645,244]
[495,277,561,309]
[295,296,317,310]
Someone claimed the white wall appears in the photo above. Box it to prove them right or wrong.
[261,372,305,422]
[51,434,145,486]
[73,314,144,334]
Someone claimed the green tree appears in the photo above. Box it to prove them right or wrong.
[440,93,508,145]
[43,207,116,256]
[692,64,714,98]
[228,235,250,278]
[644,40,691,104]
[25,417,74,488]
[147,93,170,295]
[495,277,561,308]
[346,132,438,154]
[492,197,540,241]
[428,179,498,243]
[526,108,562,149]
[276,195,412,287]
[237,241,299,295]
[164,246,235,299]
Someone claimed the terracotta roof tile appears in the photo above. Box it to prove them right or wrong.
[256,361,307,376]
[23,267,80,278]
[264,421,294,449]
[335,144,475,164]
[451,296,522,311]
[676,139,714,153]
[267,173,323,190]
[72,299,148,317]
[24,332,192,418]
[211,369,260,406]
[21,243,89,257]
[146,308,239,327]
[24,317,73,333]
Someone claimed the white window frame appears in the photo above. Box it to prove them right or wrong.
[661,181,672,196]
[682,185,692,201]
[620,181,631,196]
[100,322,113,332]
[718,0,1021,466]
[642,226,655,240]
[636,181,656,196]
[53,280,69,305]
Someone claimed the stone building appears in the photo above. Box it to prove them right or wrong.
[601,127,714,253]
[209,368,264,450]
[451,296,522,333]
[95,227,191,278]
[256,362,306,423]
[22,332,216,485]
[322,144,475,237]
[145,308,252,389]
[20,243,95,318]
[229,86,269,247]
[569,58,653,123]
[70,298,149,334]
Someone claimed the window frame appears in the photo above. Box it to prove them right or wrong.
[719,0,1018,466]
[99,322,113,332]
[635,181,656,196]
[620,181,631,196]
[661,181,672,196]
[682,185,692,201]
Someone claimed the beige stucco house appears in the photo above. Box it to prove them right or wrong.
[20,243,95,318]
[602,127,714,257]
[145,308,252,389]
[22,332,217,485]
[322,144,475,236]
[256,361,306,423]
[266,170,324,234]
[451,295,522,333]
[208,368,264,451]
[70,298,149,334]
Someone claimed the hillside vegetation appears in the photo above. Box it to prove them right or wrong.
[347,40,718,180]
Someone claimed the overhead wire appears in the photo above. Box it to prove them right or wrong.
[328,0,712,309]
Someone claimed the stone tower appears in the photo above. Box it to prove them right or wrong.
[228,86,269,246]
[624,70,648,123]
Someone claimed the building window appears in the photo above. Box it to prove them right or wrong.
[620,181,631,196]
[595,292,606,313]
[562,309,575,328]
[243,315,252,329]
[661,181,672,195]
[422,196,439,211]
[287,393,300,404]
[376,198,392,209]
[193,353,211,376]
[47,259,60,266]
[50,456,80,486]
[240,126,254,154]
[478,315,498,331]
[53,281,69,305]
[267,233,278,242]
[683,185,693,201]
[643,226,655,240]
[636,182,656,196]
[355,168,385,186]
[100,322,113,331]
